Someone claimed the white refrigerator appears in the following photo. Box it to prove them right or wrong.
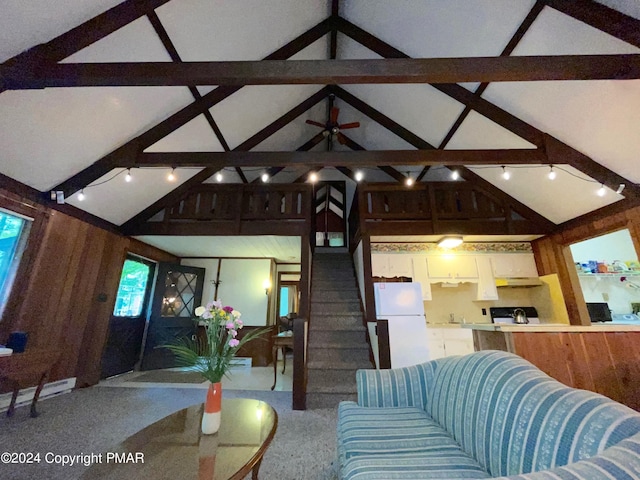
[373,282,430,368]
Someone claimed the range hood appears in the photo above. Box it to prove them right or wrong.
[495,277,543,287]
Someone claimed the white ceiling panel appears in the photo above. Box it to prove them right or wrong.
[341,84,465,148]
[210,85,326,150]
[144,115,225,152]
[61,17,170,62]
[447,111,537,149]
[482,81,640,183]
[66,167,204,225]
[469,164,624,224]
[0,86,194,190]
[332,99,417,151]
[0,0,124,62]
[134,235,301,262]
[336,33,383,60]
[156,0,329,61]
[253,100,328,151]
[341,0,537,58]
[514,6,640,55]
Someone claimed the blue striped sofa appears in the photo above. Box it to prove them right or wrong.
[337,350,640,479]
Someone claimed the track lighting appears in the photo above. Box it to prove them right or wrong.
[261,172,269,183]
[125,168,132,182]
[451,170,460,180]
[405,172,414,186]
[167,168,176,182]
[597,184,606,197]
[547,166,556,180]
[616,184,625,194]
[215,172,223,182]
[77,190,85,201]
[501,166,510,180]
[308,171,318,183]
[354,170,364,182]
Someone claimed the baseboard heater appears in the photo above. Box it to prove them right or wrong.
[0,377,76,413]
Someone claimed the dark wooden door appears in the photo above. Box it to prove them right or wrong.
[140,262,205,371]
[101,256,155,379]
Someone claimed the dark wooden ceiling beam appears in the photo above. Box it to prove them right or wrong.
[335,16,640,202]
[5,54,640,89]
[1,0,172,69]
[134,148,548,167]
[51,18,333,196]
[120,87,329,232]
[543,0,640,49]
[330,0,339,59]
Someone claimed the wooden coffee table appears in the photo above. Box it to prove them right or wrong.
[81,398,277,480]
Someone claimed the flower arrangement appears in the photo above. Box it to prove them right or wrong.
[164,300,267,383]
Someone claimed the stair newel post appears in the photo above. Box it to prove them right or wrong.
[292,316,308,410]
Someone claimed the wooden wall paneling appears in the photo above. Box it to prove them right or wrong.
[76,233,128,386]
[581,332,625,402]
[564,332,596,392]
[604,332,640,410]
[511,332,574,387]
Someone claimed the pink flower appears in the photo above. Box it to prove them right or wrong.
[228,339,239,347]
[225,321,235,329]
[223,306,234,313]
[229,329,237,338]
[212,300,223,310]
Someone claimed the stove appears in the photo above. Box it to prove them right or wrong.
[490,307,540,324]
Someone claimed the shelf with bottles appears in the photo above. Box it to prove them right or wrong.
[577,272,640,278]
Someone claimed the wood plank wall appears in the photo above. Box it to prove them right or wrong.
[532,205,640,325]
[0,189,177,388]
[512,331,640,411]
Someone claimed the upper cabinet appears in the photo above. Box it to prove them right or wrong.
[427,256,478,281]
[371,254,413,278]
[492,254,538,278]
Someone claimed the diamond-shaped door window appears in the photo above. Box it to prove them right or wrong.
[161,271,197,317]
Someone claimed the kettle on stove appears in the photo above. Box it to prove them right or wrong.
[512,308,529,324]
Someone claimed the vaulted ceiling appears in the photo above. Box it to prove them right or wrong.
[1,0,639,240]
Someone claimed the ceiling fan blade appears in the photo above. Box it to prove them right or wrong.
[336,132,348,145]
[305,119,326,128]
[338,122,360,129]
[330,107,339,124]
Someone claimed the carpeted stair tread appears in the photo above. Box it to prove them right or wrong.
[308,343,369,349]
[308,360,371,370]
[309,323,366,332]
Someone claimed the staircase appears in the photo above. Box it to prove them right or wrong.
[306,247,372,409]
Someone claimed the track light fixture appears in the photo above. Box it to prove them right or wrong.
[261,172,269,183]
[547,166,556,180]
[597,184,606,197]
[77,190,85,201]
[167,168,176,182]
[501,166,510,180]
[451,170,460,180]
[354,170,364,182]
[308,171,318,183]
[125,168,132,182]
[215,172,223,182]
[405,172,414,186]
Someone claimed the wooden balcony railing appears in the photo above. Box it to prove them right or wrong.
[135,184,313,235]
[358,182,546,235]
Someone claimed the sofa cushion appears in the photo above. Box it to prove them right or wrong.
[338,401,490,479]
[427,351,640,477]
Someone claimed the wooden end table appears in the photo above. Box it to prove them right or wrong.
[81,398,278,480]
[0,348,61,417]
[271,331,293,391]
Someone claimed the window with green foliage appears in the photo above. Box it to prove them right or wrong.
[113,257,152,317]
[0,209,31,318]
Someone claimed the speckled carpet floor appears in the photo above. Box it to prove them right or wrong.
[0,387,338,480]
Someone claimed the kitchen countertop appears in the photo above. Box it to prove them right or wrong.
[462,323,640,332]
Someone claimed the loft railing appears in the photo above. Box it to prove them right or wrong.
[357,182,539,235]
[161,184,310,223]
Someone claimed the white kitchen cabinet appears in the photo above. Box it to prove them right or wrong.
[427,256,478,281]
[426,327,475,359]
[371,254,413,278]
[492,254,538,278]
[411,256,432,300]
[475,256,499,300]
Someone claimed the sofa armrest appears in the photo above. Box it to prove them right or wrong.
[356,358,450,409]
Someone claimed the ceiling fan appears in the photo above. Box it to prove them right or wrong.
[305,107,360,145]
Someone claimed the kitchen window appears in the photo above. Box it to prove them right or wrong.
[0,208,32,318]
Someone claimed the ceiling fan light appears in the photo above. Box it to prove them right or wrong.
[438,236,463,249]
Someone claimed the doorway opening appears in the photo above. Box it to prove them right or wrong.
[314,181,346,248]
[568,228,640,323]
